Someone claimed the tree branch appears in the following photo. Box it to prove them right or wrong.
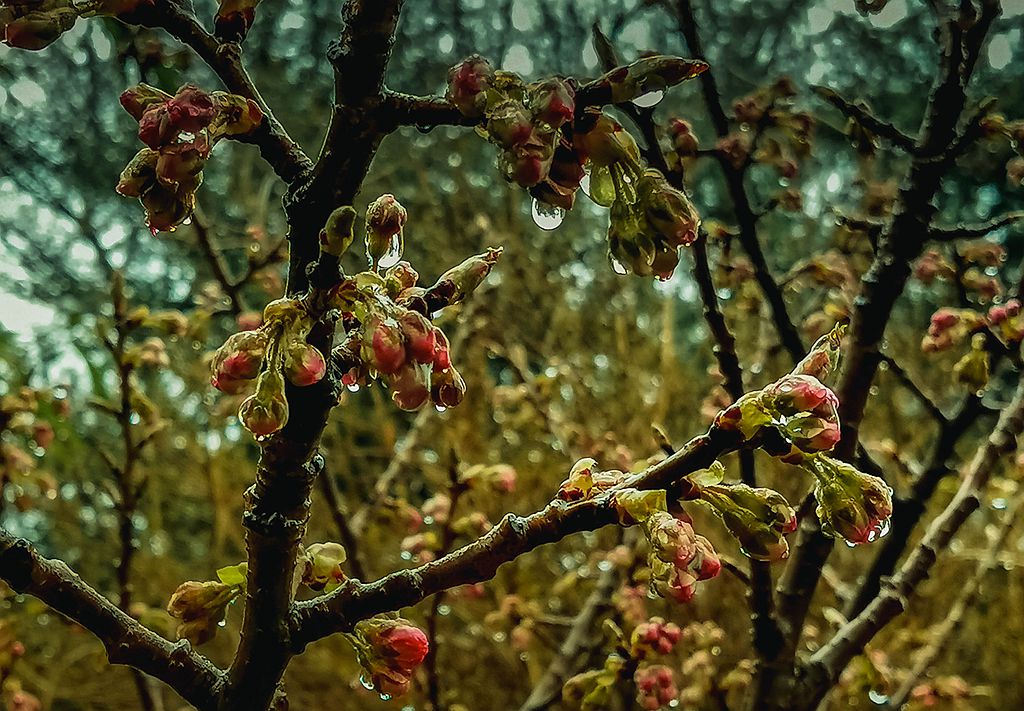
[929,211,1024,242]
[145,0,312,183]
[289,425,744,651]
[0,530,224,710]
[803,369,1024,707]
[811,85,917,153]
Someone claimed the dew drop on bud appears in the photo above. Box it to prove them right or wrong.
[359,674,374,691]
[611,257,628,275]
[218,619,227,628]
[346,383,361,393]
[579,172,592,197]
[379,694,392,701]
[183,216,193,226]
[378,235,404,270]
[435,405,447,413]
[632,90,665,108]
[531,198,566,231]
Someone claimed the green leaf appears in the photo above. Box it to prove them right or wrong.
[688,461,725,487]
[613,488,667,524]
[216,563,248,588]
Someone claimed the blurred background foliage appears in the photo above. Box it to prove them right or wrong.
[1,0,1023,709]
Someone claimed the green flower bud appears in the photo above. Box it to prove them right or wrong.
[319,205,357,257]
[700,484,796,561]
[806,455,893,545]
[431,247,502,304]
[238,368,288,436]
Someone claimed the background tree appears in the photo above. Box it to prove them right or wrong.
[0,1,1023,710]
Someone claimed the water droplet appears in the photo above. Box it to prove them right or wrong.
[434,405,447,413]
[379,693,392,701]
[632,89,665,108]
[877,518,891,538]
[531,198,566,230]
[579,172,592,196]
[993,497,1008,510]
[611,258,628,275]
[845,540,858,549]
[218,619,227,628]
[438,604,451,616]
[346,383,360,393]
[359,674,374,690]
[378,235,403,269]
[868,690,889,705]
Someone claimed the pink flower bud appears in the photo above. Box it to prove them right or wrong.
[397,310,436,363]
[529,77,576,128]
[635,665,678,710]
[32,421,54,450]
[432,247,503,304]
[356,618,430,698]
[446,54,494,117]
[120,84,174,122]
[767,374,838,416]
[432,330,452,371]
[387,364,430,411]
[215,0,260,40]
[238,369,288,436]
[369,318,407,375]
[211,330,267,392]
[385,261,420,291]
[283,341,326,387]
[487,100,534,148]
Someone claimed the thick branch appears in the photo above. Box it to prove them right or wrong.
[0,531,224,710]
[289,426,743,651]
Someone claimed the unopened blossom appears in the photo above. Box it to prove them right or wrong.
[807,455,893,545]
[430,365,466,408]
[446,54,495,117]
[635,665,679,710]
[631,618,682,657]
[166,580,237,645]
[431,247,503,304]
[700,484,797,561]
[283,341,326,387]
[302,542,347,592]
[365,194,407,270]
[354,618,430,697]
[238,369,289,436]
[211,330,268,393]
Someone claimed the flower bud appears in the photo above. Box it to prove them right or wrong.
[367,317,407,375]
[635,665,678,711]
[430,365,466,408]
[446,54,494,117]
[211,330,268,393]
[354,618,430,698]
[791,323,845,380]
[238,368,288,436]
[166,580,237,645]
[700,484,796,561]
[432,247,502,304]
[807,455,893,545]
[302,542,347,592]
[2,8,78,51]
[387,363,431,411]
[637,170,700,248]
[573,112,640,167]
[215,0,261,40]
[486,99,534,148]
[385,261,420,292]
[432,329,452,371]
[631,618,681,657]
[397,310,436,364]
[120,83,174,122]
[365,194,407,270]
[116,149,159,198]
[318,205,357,257]
[953,333,989,391]
[529,77,576,128]
[597,55,707,104]
[669,118,699,154]
[283,341,326,387]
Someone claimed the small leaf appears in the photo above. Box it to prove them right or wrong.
[688,461,725,488]
[216,563,248,588]
[614,488,667,524]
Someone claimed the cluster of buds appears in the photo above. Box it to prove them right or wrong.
[987,298,1024,342]
[921,307,986,353]
[210,297,325,436]
[1,0,152,50]
[715,326,845,459]
[215,0,261,42]
[630,617,681,657]
[300,542,347,592]
[644,510,720,603]
[349,617,429,698]
[803,455,893,545]
[446,53,704,279]
[117,83,263,232]
[166,566,244,645]
[447,55,577,191]
[699,481,797,561]
[635,665,679,711]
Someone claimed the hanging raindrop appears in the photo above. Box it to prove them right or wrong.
[378,235,403,269]
[632,89,665,108]
[359,674,374,691]
[610,257,628,275]
[579,171,592,197]
[531,198,566,231]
